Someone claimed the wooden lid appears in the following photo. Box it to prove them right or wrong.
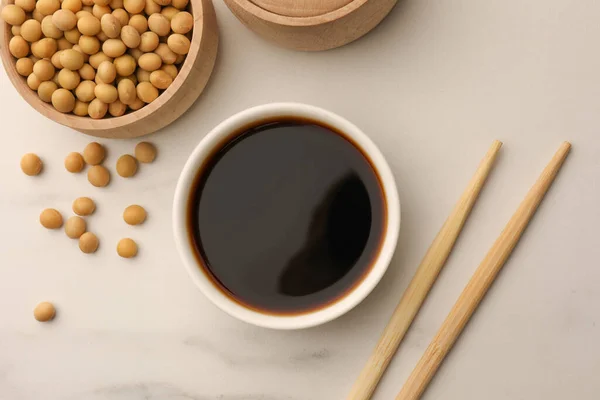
[250,0,353,17]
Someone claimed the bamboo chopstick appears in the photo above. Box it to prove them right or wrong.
[347,140,503,400]
[395,142,571,400]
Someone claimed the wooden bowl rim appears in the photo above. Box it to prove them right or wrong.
[227,0,371,26]
[249,0,353,18]
[0,0,205,132]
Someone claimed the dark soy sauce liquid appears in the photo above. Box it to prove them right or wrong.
[188,120,386,314]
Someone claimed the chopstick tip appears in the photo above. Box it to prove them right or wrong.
[488,140,503,154]
[556,142,572,159]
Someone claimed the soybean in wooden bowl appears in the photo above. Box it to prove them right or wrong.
[0,0,218,138]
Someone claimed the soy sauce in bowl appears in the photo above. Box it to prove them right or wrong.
[187,119,387,315]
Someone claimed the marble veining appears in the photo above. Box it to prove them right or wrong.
[77,382,301,400]
[183,335,332,368]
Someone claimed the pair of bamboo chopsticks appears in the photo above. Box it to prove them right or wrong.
[347,141,571,400]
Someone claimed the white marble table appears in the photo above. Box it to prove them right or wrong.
[1,0,599,399]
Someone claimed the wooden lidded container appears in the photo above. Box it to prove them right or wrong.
[223,0,398,51]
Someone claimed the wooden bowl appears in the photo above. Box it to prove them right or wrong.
[0,0,218,138]
[223,0,397,51]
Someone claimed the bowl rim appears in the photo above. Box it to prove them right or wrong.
[172,102,401,329]
[0,0,205,132]
[226,0,370,26]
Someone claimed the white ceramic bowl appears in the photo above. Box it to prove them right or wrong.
[173,103,400,329]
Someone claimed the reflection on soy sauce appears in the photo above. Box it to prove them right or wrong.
[279,173,372,296]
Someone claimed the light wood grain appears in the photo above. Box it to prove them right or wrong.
[223,0,397,51]
[0,0,219,138]
[251,0,353,17]
[346,141,502,400]
[395,142,572,400]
